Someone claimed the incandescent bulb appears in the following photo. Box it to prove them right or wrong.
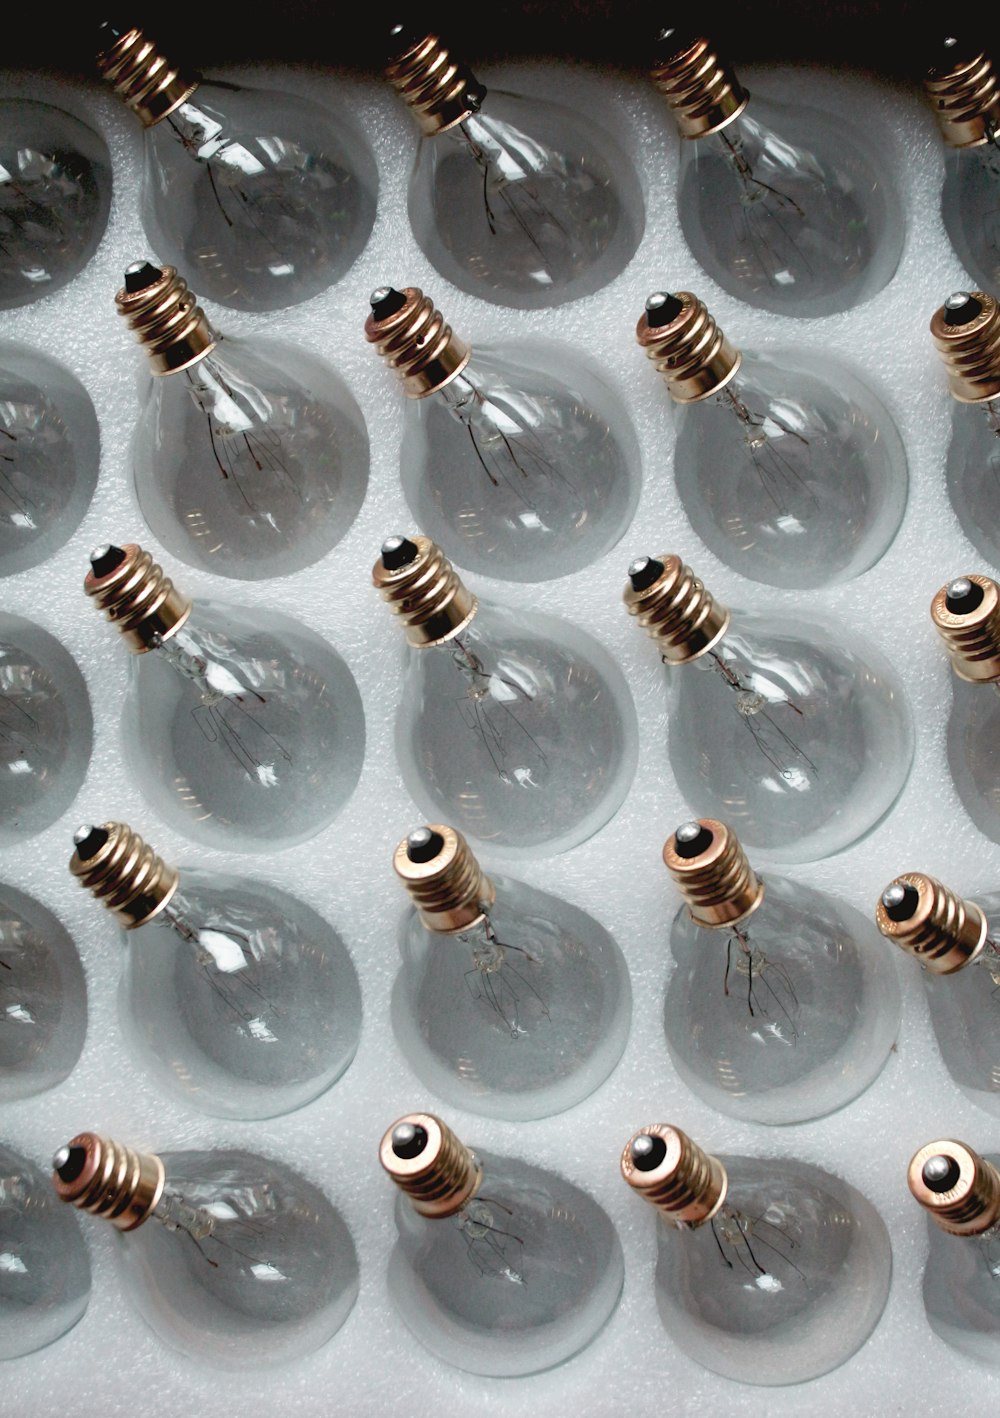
[84,542,364,851]
[0,1143,90,1359]
[373,534,637,855]
[662,818,899,1124]
[118,262,368,579]
[624,553,913,861]
[53,1132,357,1368]
[365,285,640,581]
[0,612,92,844]
[621,1123,892,1385]
[380,1111,623,1376]
[651,31,902,317]
[69,820,360,1119]
[391,823,630,1119]
[0,99,111,310]
[386,26,642,308]
[95,23,376,312]
[636,291,907,588]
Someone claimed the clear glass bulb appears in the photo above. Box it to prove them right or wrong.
[0,612,92,845]
[383,1116,623,1376]
[656,35,902,318]
[626,555,913,862]
[87,544,364,852]
[53,1135,357,1369]
[940,141,1000,291]
[123,263,368,580]
[390,30,642,308]
[0,1143,90,1359]
[945,394,1000,569]
[0,342,100,576]
[377,537,637,856]
[97,25,377,313]
[0,883,86,1101]
[0,99,112,310]
[393,827,630,1119]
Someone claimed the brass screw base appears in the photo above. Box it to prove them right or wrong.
[373,536,477,649]
[908,1140,1000,1235]
[52,1133,164,1232]
[930,292,1000,403]
[385,31,483,136]
[925,50,1000,148]
[85,543,191,655]
[70,822,178,931]
[393,826,496,934]
[116,266,216,377]
[379,1113,482,1218]
[876,873,987,975]
[621,1124,728,1228]
[650,36,748,139]
[624,554,730,665]
[663,820,764,928]
[95,26,198,128]
[636,291,741,404]
[931,574,1000,683]
[365,288,470,399]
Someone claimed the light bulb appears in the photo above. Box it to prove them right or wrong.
[877,872,1000,1116]
[69,820,360,1119]
[53,1132,358,1368]
[929,572,1000,843]
[0,1142,90,1359]
[373,535,637,855]
[0,341,100,576]
[365,285,640,582]
[386,26,643,308]
[623,553,913,861]
[926,38,1000,292]
[651,31,903,317]
[117,262,368,579]
[908,1137,1000,1365]
[621,1123,892,1385]
[0,612,92,844]
[391,823,630,1119]
[379,1111,623,1376]
[84,542,364,851]
[636,291,907,589]
[95,23,376,312]
[0,98,111,310]
[931,290,1000,567]
[662,818,900,1124]
[0,883,86,1101]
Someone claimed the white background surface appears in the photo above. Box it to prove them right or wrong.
[0,51,996,1416]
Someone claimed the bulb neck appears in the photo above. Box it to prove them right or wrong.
[394,825,496,933]
[876,873,987,974]
[385,30,485,136]
[85,543,192,654]
[624,554,730,664]
[621,1124,728,1227]
[116,265,216,376]
[650,35,748,139]
[663,820,764,928]
[925,48,1000,148]
[909,1140,1000,1235]
[95,25,198,128]
[365,287,471,399]
[373,536,477,648]
[931,574,1000,682]
[52,1133,164,1232]
[636,291,742,404]
[70,822,179,931]
[380,1113,482,1218]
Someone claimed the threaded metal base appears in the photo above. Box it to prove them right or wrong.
[373,536,477,648]
[621,1124,728,1227]
[116,265,215,376]
[931,574,1000,683]
[623,554,730,665]
[379,1113,482,1218]
[663,820,764,928]
[650,36,748,139]
[85,543,191,654]
[876,872,987,974]
[70,822,178,931]
[52,1132,164,1232]
[96,25,197,129]
[925,50,1000,148]
[909,1140,1000,1235]
[930,292,1000,404]
[636,291,741,404]
[385,31,483,136]
[365,287,470,398]
[393,825,496,934]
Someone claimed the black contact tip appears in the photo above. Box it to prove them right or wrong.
[406,827,445,864]
[381,535,420,571]
[123,261,163,294]
[653,26,698,60]
[628,556,664,593]
[387,21,428,59]
[922,1152,962,1193]
[630,1133,668,1172]
[673,821,714,859]
[881,882,920,922]
[53,1144,87,1184]
[945,577,985,615]
[97,19,128,46]
[391,1122,429,1159]
[369,286,408,321]
[89,544,126,577]
[645,292,684,328]
[943,291,983,326]
[73,825,109,861]
[928,33,981,75]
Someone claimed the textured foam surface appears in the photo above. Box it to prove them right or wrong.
[0,54,995,1415]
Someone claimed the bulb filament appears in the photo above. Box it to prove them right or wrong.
[0,690,38,757]
[0,424,40,526]
[705,649,817,783]
[451,635,547,785]
[155,1183,274,1271]
[724,924,799,1043]
[709,1200,805,1284]
[0,150,80,274]
[718,385,816,517]
[459,909,549,1039]
[184,363,303,515]
[456,114,572,265]
[715,128,810,289]
[457,1193,525,1284]
[161,899,283,1035]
